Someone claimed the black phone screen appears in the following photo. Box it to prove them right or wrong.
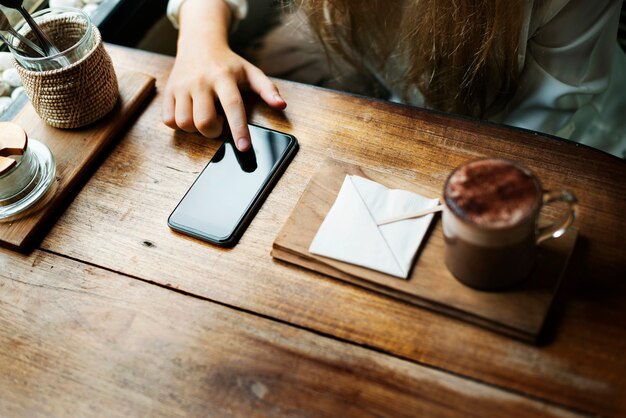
[168,125,297,245]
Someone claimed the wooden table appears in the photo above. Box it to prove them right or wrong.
[1,45,625,417]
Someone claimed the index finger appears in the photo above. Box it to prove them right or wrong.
[214,78,251,152]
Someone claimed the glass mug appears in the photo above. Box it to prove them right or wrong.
[442,158,577,290]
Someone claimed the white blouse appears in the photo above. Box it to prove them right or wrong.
[497,0,626,159]
[168,0,626,158]
[167,0,248,29]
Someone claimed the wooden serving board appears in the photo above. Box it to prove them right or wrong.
[0,68,155,251]
[272,158,577,343]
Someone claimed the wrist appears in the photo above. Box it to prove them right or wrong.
[178,0,232,48]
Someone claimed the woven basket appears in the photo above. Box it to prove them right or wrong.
[14,17,118,129]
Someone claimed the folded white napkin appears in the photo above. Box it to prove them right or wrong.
[309,175,439,278]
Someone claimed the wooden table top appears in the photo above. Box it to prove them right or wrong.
[1,44,625,417]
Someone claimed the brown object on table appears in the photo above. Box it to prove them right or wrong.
[0,67,154,250]
[272,158,577,343]
[0,121,28,176]
[0,121,28,157]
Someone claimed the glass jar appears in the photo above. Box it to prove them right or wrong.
[6,7,94,72]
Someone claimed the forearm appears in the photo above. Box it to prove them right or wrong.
[177,0,232,54]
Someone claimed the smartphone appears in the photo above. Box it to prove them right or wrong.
[168,124,298,247]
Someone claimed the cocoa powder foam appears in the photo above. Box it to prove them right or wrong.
[444,159,540,228]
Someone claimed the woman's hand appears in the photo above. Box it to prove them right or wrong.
[162,0,286,152]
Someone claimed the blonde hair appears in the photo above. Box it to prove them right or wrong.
[296,0,525,117]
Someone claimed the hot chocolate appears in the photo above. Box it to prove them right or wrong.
[445,159,541,229]
[442,159,544,290]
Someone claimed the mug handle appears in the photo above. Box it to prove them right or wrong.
[536,189,578,244]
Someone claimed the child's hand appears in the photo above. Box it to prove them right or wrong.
[162,0,286,152]
[163,46,286,152]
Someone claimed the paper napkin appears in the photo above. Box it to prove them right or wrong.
[309,175,439,279]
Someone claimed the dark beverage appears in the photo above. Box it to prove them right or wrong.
[443,232,536,290]
[442,159,542,290]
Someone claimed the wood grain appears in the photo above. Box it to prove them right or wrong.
[32,46,626,416]
[0,122,27,157]
[0,122,27,176]
[0,68,155,251]
[0,249,584,418]
[272,157,577,342]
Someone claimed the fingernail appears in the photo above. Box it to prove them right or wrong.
[237,137,250,150]
[273,93,285,103]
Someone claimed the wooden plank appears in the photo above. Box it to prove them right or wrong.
[38,45,626,416]
[0,249,584,418]
[0,66,155,251]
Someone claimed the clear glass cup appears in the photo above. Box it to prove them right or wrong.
[6,7,93,72]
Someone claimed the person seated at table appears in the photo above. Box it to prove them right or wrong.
[163,0,626,159]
